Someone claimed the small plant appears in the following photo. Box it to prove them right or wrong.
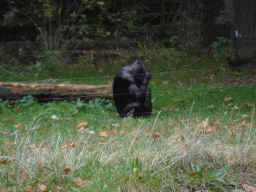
[180,40,203,52]
[71,98,114,113]
[211,37,234,58]
[154,42,166,50]
[88,98,114,112]
[184,156,227,191]
[70,98,87,112]
[13,95,37,107]
[170,36,178,47]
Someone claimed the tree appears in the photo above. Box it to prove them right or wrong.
[199,0,225,58]
[4,0,106,52]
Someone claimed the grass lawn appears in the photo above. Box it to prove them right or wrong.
[0,49,256,191]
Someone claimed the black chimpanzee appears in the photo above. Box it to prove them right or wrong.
[113,61,152,117]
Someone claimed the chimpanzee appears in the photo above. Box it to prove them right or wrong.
[113,61,152,118]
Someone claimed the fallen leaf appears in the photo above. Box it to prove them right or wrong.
[98,131,108,138]
[25,185,36,192]
[239,119,246,126]
[177,167,183,175]
[234,105,241,110]
[77,127,84,132]
[206,126,214,133]
[61,168,71,179]
[1,159,7,164]
[4,114,14,121]
[73,110,78,114]
[202,117,209,128]
[55,185,62,190]
[62,143,76,149]
[162,81,168,86]
[76,120,88,128]
[181,144,188,156]
[73,177,93,187]
[224,97,233,102]
[242,184,256,192]
[244,101,254,107]
[151,134,160,140]
[38,183,47,192]
[225,156,234,164]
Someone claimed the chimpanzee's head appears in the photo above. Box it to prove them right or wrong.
[131,61,151,86]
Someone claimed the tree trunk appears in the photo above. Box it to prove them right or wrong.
[0,82,112,101]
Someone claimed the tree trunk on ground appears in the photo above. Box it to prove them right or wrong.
[0,82,113,101]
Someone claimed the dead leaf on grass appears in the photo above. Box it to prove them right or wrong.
[224,97,233,102]
[55,185,62,190]
[4,114,14,121]
[242,184,256,192]
[234,105,241,110]
[61,168,71,179]
[62,143,76,149]
[25,185,36,192]
[202,117,209,128]
[38,183,47,192]
[206,126,214,133]
[244,101,254,107]
[73,110,78,114]
[1,156,15,164]
[1,159,7,164]
[76,120,88,128]
[172,108,179,111]
[224,156,234,164]
[242,114,249,118]
[207,105,214,109]
[181,144,188,156]
[98,131,108,138]
[151,134,160,141]
[73,177,93,187]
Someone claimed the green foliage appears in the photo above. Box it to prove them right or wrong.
[200,0,225,46]
[211,37,234,58]
[1,95,37,108]
[179,40,203,53]
[0,56,256,191]
[13,95,37,107]
[185,156,227,191]
[3,0,96,51]
[169,36,178,47]
[154,42,166,50]
[71,98,114,113]
[107,5,145,37]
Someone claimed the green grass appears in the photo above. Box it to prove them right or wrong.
[0,49,256,191]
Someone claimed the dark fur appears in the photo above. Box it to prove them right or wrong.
[113,61,152,117]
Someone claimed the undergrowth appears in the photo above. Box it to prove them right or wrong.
[0,47,256,191]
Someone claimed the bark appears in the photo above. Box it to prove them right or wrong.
[0,82,113,101]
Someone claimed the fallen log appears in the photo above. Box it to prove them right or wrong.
[0,82,113,101]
